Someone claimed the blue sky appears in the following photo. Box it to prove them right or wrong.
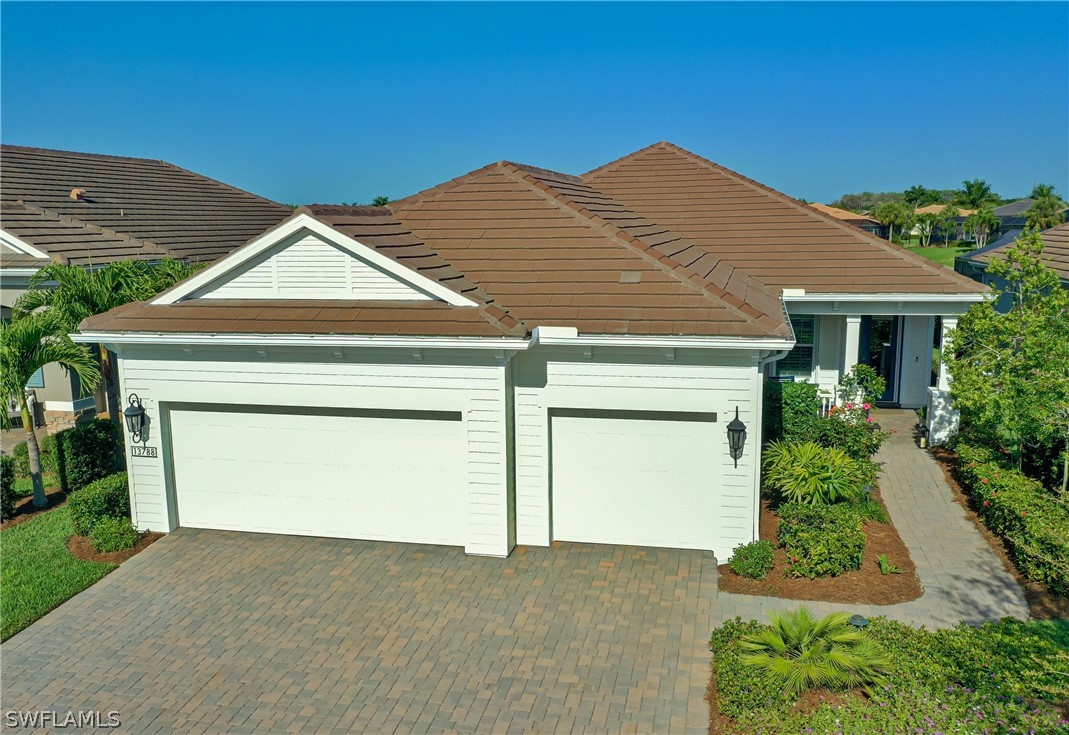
[3,2,1067,205]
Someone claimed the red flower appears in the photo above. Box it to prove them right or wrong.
[981,478,989,484]
[1021,511,1027,517]
[791,556,798,563]
[983,500,990,507]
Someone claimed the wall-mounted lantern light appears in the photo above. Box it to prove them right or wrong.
[726,406,747,468]
[124,393,146,442]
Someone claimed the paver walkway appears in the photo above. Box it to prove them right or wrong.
[0,532,715,734]
[712,409,1029,627]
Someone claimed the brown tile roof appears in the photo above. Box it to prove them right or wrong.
[391,161,789,338]
[1,145,293,265]
[80,298,520,338]
[583,142,988,295]
[809,202,877,224]
[971,223,1069,281]
[916,204,976,217]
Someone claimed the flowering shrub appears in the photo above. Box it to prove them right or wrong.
[956,444,1069,593]
[811,411,889,461]
[728,540,776,580]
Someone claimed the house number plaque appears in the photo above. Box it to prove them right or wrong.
[131,446,158,458]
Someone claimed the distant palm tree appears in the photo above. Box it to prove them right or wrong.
[964,207,1000,248]
[1030,183,1058,200]
[13,260,198,424]
[955,179,999,209]
[1,312,101,508]
[372,196,390,207]
[1026,197,1067,230]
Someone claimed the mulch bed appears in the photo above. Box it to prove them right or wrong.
[0,488,68,531]
[717,489,922,605]
[930,446,1069,620]
[67,531,164,564]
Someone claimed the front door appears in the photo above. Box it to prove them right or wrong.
[859,316,901,404]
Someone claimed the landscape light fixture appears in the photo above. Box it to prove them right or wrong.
[848,614,870,629]
[726,406,747,468]
[124,393,146,442]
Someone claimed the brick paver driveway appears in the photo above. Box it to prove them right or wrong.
[1,530,715,734]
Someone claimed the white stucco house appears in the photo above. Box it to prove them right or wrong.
[75,143,988,559]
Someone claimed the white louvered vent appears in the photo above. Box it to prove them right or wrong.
[197,233,432,300]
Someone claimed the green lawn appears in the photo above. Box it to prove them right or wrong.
[1,505,116,641]
[906,245,972,268]
[11,474,59,497]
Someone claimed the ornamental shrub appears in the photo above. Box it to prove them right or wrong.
[739,607,890,696]
[777,503,866,578]
[88,517,139,553]
[11,441,29,478]
[728,540,775,580]
[54,419,123,492]
[763,441,870,505]
[1,455,15,520]
[68,473,130,536]
[956,444,1069,593]
[763,380,821,443]
[810,413,888,460]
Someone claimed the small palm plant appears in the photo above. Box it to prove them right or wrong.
[1,312,102,508]
[763,441,869,505]
[739,606,890,696]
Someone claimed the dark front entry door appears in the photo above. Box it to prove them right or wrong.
[859,316,900,404]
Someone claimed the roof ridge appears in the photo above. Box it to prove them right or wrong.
[616,142,988,293]
[388,161,510,212]
[579,141,670,181]
[499,162,787,337]
[9,200,172,260]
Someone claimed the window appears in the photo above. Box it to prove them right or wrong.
[26,367,44,389]
[778,315,816,378]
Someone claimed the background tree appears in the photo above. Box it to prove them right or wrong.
[946,231,1069,491]
[872,201,915,243]
[371,196,390,207]
[1025,184,1067,230]
[14,260,199,425]
[915,212,939,246]
[955,179,1000,209]
[937,204,961,244]
[964,207,999,248]
[903,185,941,209]
[1,312,102,508]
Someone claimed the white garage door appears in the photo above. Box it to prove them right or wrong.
[169,406,467,546]
[551,410,720,551]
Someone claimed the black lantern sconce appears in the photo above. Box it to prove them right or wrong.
[726,406,747,468]
[124,394,146,442]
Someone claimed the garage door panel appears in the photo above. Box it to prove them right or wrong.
[551,412,719,551]
[169,407,466,545]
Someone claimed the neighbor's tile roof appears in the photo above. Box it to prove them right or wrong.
[0,145,293,266]
[967,222,1069,281]
[583,143,987,295]
[809,202,878,224]
[915,204,976,217]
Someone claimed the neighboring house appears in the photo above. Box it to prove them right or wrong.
[956,223,1069,311]
[809,202,887,238]
[0,145,293,429]
[914,203,976,241]
[75,142,987,560]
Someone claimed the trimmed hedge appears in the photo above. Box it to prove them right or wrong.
[763,381,821,443]
[54,419,123,492]
[728,540,775,580]
[11,441,30,478]
[89,517,139,553]
[68,473,130,536]
[810,414,887,461]
[1,455,15,520]
[956,444,1069,594]
[777,503,866,578]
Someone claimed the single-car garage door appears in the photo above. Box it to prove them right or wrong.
[551,410,720,551]
[169,406,467,546]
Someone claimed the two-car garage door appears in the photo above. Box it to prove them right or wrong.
[168,407,467,546]
[550,410,721,551]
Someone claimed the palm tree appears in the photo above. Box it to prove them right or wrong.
[903,185,936,209]
[872,201,914,244]
[1,312,102,508]
[938,204,962,244]
[1024,185,1067,230]
[1030,183,1058,200]
[955,179,999,209]
[13,260,198,424]
[964,207,1000,248]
